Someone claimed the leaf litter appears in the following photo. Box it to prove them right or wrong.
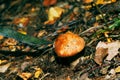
[0,0,120,80]
[94,40,120,65]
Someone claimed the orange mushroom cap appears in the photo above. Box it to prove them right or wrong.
[54,31,85,57]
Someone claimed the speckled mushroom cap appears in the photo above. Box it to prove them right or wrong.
[54,31,85,57]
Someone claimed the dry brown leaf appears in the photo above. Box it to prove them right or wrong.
[44,7,64,25]
[94,47,108,65]
[94,41,120,65]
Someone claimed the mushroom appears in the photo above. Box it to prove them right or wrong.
[54,31,85,57]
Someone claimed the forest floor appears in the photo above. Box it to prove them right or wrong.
[0,0,120,80]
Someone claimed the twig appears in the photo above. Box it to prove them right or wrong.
[79,24,105,36]
[39,73,50,80]
[86,38,97,46]
[79,19,113,36]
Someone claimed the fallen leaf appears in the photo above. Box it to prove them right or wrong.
[13,17,30,27]
[44,7,64,25]
[105,40,120,60]
[21,61,32,71]
[2,38,18,46]
[43,0,57,7]
[96,14,106,21]
[0,60,8,65]
[94,47,108,65]
[115,66,120,73]
[82,5,92,10]
[83,0,116,4]
[34,68,44,78]
[105,69,116,80]
[18,72,32,80]
[0,63,11,73]
[1,38,18,51]
[9,67,18,74]
[94,40,120,65]
[79,73,92,80]
[96,0,116,5]
[37,30,47,38]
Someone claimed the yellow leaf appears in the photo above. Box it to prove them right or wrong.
[96,0,116,5]
[34,68,43,78]
[49,7,63,20]
[0,60,7,65]
[44,7,64,25]
[18,72,32,80]
[115,66,120,73]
